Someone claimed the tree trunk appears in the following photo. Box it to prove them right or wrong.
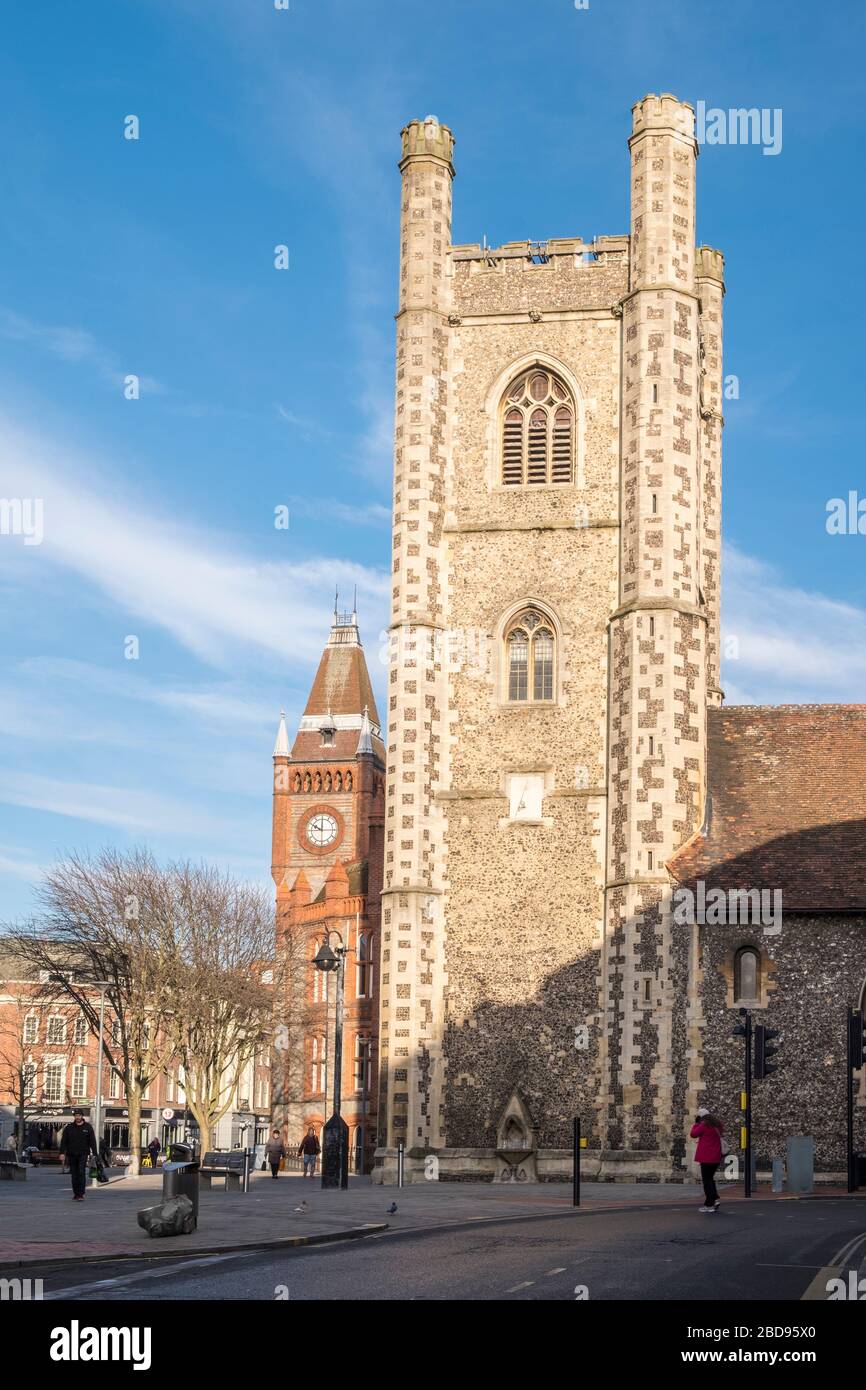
[187,1098,211,1157]
[17,1082,25,1157]
[126,1086,141,1177]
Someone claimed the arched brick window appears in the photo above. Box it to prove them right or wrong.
[502,368,574,485]
[505,609,556,702]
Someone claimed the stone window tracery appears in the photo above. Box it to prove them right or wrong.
[505,609,555,702]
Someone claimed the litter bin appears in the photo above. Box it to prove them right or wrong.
[855,1153,866,1188]
[162,1151,200,1227]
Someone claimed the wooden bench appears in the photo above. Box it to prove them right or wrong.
[0,1150,27,1181]
[199,1151,247,1190]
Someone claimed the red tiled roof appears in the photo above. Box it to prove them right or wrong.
[668,705,866,911]
[303,643,380,725]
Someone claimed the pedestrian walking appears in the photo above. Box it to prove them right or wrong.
[59,1109,99,1201]
[6,1132,17,1154]
[147,1137,161,1168]
[691,1107,724,1212]
[265,1129,286,1179]
[298,1126,320,1178]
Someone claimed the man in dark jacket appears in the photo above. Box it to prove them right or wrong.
[60,1109,99,1200]
[265,1130,286,1179]
[298,1127,321,1178]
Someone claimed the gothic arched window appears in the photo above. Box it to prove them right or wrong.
[733,946,760,1006]
[505,609,556,702]
[502,368,574,485]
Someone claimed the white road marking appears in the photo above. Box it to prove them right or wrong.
[800,1230,866,1301]
[544,1267,566,1276]
[45,1250,258,1300]
[505,1280,535,1292]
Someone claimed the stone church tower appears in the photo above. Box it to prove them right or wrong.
[376,94,725,1181]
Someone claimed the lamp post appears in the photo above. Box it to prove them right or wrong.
[313,933,350,1189]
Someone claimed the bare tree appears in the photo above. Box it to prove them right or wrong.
[168,863,277,1156]
[5,849,312,1169]
[8,848,180,1176]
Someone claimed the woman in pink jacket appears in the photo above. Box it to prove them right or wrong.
[690,1107,724,1212]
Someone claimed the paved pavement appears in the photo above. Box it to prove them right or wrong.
[35,1197,866,1303]
[0,1164,858,1269]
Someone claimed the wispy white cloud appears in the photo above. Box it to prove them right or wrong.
[0,307,166,395]
[17,658,277,730]
[0,415,390,668]
[0,848,43,882]
[0,770,243,840]
[722,543,866,703]
[287,495,390,528]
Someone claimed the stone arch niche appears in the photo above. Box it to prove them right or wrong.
[495,1090,538,1182]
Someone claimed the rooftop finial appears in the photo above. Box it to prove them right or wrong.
[273,709,290,757]
[356,703,374,756]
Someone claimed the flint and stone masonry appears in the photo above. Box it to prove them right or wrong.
[372,94,726,1183]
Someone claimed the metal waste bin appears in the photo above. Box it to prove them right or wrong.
[856,1153,866,1188]
[162,1151,200,1227]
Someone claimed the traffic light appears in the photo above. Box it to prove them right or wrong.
[849,1012,866,1071]
[754,1024,780,1080]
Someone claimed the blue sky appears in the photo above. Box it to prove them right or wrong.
[1,0,865,918]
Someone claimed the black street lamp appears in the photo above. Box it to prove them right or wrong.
[313,932,351,1189]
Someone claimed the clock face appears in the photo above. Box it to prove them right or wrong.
[307,812,338,848]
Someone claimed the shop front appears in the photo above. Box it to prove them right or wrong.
[23,1105,91,1161]
[103,1107,155,1162]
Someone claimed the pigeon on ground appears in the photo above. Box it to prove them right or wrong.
[386,1201,398,1214]
[293,1201,307,1213]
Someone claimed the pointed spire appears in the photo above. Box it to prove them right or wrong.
[356,703,374,755]
[352,584,358,625]
[273,709,290,757]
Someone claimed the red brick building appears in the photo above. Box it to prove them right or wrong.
[271,606,384,1171]
[0,949,273,1159]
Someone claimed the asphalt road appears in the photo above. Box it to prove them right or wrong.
[35,1198,866,1302]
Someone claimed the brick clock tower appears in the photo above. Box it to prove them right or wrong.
[271,605,385,1172]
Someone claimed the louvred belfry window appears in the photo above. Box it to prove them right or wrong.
[501,369,574,485]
